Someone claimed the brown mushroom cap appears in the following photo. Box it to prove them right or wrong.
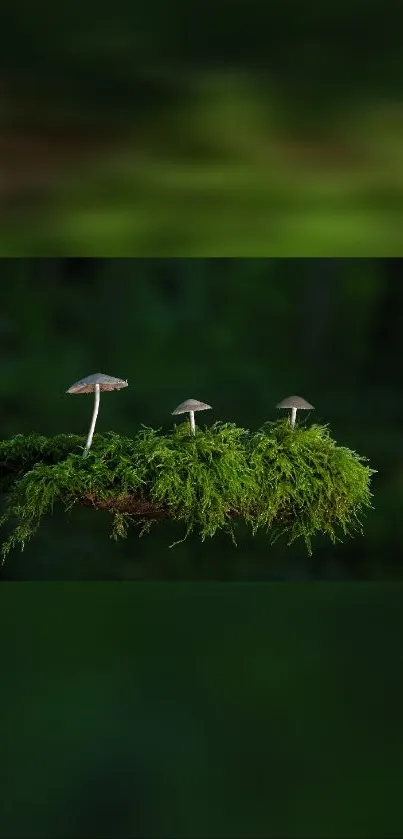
[172,398,212,415]
[67,373,128,394]
[276,395,314,410]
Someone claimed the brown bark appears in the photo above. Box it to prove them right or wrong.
[80,493,245,519]
[81,494,171,518]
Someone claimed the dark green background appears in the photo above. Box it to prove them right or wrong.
[0,257,399,580]
[5,1,401,124]
[2,583,403,838]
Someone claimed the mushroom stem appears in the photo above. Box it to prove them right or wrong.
[290,406,297,428]
[189,410,196,435]
[83,383,100,457]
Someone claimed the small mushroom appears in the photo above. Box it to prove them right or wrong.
[172,398,212,435]
[67,373,128,457]
[276,395,314,428]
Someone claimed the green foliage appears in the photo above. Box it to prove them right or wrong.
[248,422,375,554]
[0,421,375,562]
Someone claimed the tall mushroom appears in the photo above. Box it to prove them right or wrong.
[67,373,128,457]
[276,395,314,428]
[172,398,212,435]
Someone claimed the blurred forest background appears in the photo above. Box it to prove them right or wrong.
[0,256,400,580]
[3,1,403,255]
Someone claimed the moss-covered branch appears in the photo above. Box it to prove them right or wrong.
[0,421,376,561]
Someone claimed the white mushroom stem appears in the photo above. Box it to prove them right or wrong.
[188,410,196,435]
[83,383,101,457]
[290,406,297,428]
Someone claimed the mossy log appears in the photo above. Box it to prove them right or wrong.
[0,420,376,561]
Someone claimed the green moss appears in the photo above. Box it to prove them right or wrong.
[0,421,376,561]
[248,422,375,554]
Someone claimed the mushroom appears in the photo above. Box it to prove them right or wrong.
[67,373,128,457]
[276,395,314,428]
[172,398,212,435]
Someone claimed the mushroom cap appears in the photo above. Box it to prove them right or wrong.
[66,373,128,394]
[276,395,314,410]
[172,398,212,415]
